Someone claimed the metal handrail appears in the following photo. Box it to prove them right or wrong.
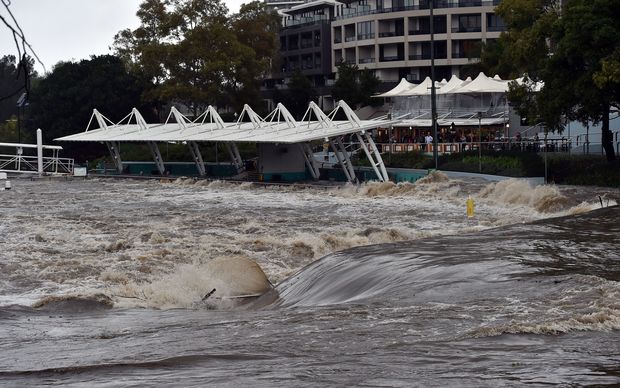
[0,153,74,174]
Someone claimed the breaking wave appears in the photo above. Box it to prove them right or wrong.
[32,293,114,312]
[471,309,620,337]
[477,179,572,213]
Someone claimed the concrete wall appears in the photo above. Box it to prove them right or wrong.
[258,143,306,175]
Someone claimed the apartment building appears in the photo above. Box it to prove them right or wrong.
[264,0,505,109]
[264,0,339,109]
[332,0,504,83]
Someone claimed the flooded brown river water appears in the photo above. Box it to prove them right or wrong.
[0,175,618,386]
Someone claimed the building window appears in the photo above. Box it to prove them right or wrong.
[453,14,481,33]
[487,14,505,32]
[452,39,481,59]
[357,21,374,40]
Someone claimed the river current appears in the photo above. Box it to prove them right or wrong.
[0,174,618,386]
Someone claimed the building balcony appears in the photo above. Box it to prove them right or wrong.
[409,53,447,60]
[452,26,482,33]
[345,35,356,42]
[452,52,478,59]
[408,28,447,35]
[378,31,403,38]
[487,25,506,32]
[357,33,375,40]
[334,1,501,22]
[380,55,404,62]
[359,57,376,64]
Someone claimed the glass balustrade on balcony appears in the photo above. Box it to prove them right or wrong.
[452,26,482,33]
[380,55,403,62]
[357,33,375,40]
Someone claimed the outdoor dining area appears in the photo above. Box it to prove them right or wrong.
[369,71,561,155]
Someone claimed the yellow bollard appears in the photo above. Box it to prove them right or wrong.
[466,196,475,218]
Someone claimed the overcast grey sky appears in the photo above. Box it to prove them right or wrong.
[0,0,246,74]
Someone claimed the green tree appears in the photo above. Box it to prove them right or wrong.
[26,55,145,160]
[280,70,315,119]
[331,61,381,108]
[114,0,242,115]
[331,61,360,107]
[228,1,280,112]
[114,0,279,115]
[0,114,18,142]
[358,68,382,107]
[492,0,619,161]
[0,55,32,124]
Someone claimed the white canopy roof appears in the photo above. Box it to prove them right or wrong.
[453,72,509,94]
[375,78,417,97]
[56,101,399,145]
[400,76,443,96]
[437,74,466,94]
[377,72,533,97]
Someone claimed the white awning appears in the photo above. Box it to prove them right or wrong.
[437,74,465,94]
[56,101,400,144]
[374,78,417,97]
[453,72,509,94]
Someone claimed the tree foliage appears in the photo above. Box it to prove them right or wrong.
[488,0,619,161]
[331,61,381,108]
[228,1,280,112]
[113,0,279,114]
[282,70,315,120]
[331,61,359,106]
[0,55,29,123]
[26,55,145,160]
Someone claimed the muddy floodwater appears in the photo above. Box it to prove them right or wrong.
[0,175,618,386]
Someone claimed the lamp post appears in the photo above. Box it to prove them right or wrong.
[430,0,438,169]
[477,111,482,173]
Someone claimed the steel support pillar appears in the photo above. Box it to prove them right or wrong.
[355,132,389,182]
[298,143,320,180]
[365,132,389,181]
[336,137,357,183]
[187,141,206,176]
[328,139,357,184]
[106,141,123,174]
[225,143,244,172]
[147,141,166,175]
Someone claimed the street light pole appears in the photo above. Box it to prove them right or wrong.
[478,111,482,173]
[17,106,21,143]
[430,0,438,169]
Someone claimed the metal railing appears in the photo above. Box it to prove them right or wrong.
[357,33,375,40]
[0,141,75,175]
[0,153,74,174]
[451,26,482,33]
[380,55,404,62]
[375,132,620,155]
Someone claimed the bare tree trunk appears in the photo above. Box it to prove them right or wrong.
[601,103,616,162]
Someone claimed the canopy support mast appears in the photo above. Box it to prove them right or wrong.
[147,141,166,175]
[298,143,320,180]
[328,138,357,184]
[355,131,388,182]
